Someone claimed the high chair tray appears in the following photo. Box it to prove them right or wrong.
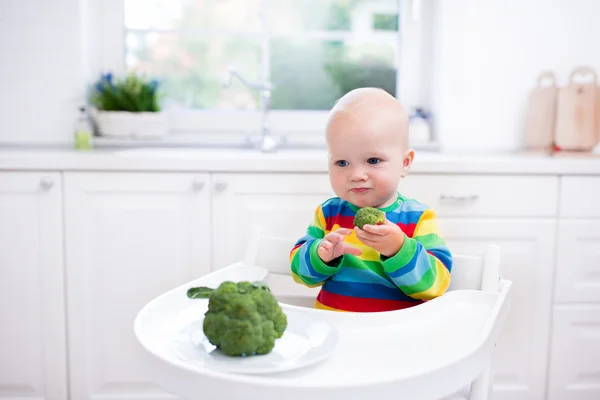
[134,262,512,400]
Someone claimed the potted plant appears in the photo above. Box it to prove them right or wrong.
[90,73,169,138]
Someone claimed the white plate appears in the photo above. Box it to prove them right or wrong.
[171,311,339,375]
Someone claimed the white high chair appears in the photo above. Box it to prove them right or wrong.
[243,228,508,400]
[133,228,512,400]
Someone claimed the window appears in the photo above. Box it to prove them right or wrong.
[99,0,429,144]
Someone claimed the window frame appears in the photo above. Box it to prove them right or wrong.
[96,0,431,146]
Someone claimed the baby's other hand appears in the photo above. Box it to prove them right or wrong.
[355,219,405,257]
[318,228,362,263]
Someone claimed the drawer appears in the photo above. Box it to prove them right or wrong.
[547,305,600,400]
[399,175,559,217]
[554,220,600,303]
[560,177,600,217]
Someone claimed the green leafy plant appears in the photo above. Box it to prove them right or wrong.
[91,73,161,112]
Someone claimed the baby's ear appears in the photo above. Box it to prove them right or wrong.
[401,148,415,177]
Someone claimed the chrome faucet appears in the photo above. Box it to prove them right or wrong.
[222,67,282,152]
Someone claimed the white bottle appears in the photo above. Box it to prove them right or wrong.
[74,106,93,150]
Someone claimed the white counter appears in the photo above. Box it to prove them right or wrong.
[0,147,599,174]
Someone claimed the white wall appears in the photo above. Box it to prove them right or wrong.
[0,0,95,145]
[430,0,600,152]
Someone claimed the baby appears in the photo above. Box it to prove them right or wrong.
[289,88,453,312]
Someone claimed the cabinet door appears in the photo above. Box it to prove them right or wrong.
[64,172,211,400]
[547,305,600,400]
[211,173,333,269]
[554,221,600,303]
[438,219,556,400]
[0,172,67,400]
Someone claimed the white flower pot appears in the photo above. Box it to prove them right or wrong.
[94,111,169,138]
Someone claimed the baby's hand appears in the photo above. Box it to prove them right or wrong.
[318,228,362,263]
[355,219,405,257]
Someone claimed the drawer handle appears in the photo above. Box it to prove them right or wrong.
[439,194,479,202]
[192,179,205,191]
[39,177,54,191]
[214,182,228,192]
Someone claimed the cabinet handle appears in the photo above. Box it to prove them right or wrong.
[439,194,479,202]
[39,177,54,191]
[192,179,205,191]
[214,182,228,192]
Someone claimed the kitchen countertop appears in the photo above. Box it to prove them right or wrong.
[0,147,599,175]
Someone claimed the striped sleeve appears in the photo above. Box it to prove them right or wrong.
[381,208,453,300]
[290,205,341,287]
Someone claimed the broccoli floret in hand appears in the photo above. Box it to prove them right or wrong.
[187,281,288,357]
[354,206,385,229]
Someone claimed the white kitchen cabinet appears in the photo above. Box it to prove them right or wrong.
[211,172,334,269]
[0,172,67,400]
[553,220,600,303]
[438,218,556,400]
[559,176,600,217]
[550,179,600,400]
[0,164,578,400]
[63,172,211,400]
[547,305,600,400]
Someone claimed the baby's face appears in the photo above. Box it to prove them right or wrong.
[326,109,411,209]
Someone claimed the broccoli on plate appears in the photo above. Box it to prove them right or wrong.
[187,281,288,357]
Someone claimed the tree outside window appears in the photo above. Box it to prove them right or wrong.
[124,0,400,112]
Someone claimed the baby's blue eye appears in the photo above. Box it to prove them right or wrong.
[336,160,349,167]
[367,158,381,164]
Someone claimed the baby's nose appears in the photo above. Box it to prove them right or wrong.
[350,167,368,181]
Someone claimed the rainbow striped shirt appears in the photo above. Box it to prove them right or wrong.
[290,194,453,312]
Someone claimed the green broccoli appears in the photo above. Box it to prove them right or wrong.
[353,206,385,229]
[187,281,288,357]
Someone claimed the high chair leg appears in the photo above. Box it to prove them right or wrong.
[469,360,493,400]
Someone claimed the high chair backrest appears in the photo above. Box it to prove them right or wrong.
[448,244,501,293]
[243,226,296,276]
[244,225,501,294]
